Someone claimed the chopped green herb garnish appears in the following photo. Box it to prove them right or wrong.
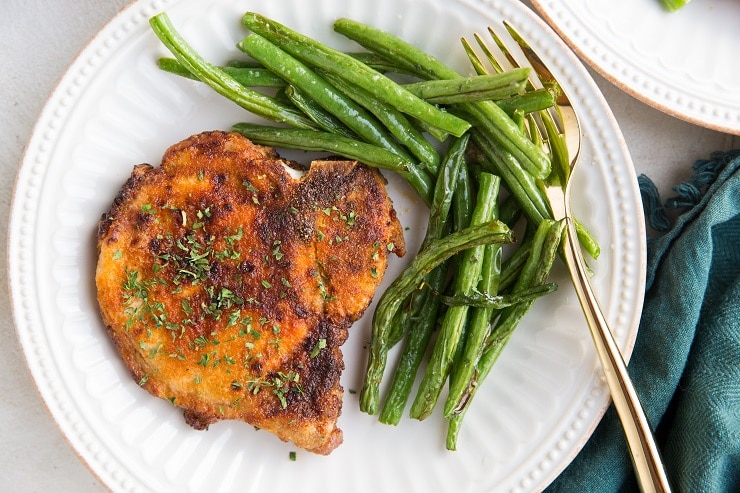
[310,338,327,358]
[197,352,212,367]
[181,299,192,316]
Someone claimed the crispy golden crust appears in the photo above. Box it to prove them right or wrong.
[96,131,404,455]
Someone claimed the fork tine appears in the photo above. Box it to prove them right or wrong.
[471,28,551,150]
[473,32,506,74]
[485,27,525,81]
[503,20,578,146]
[460,37,489,76]
[502,21,575,111]
[462,33,537,139]
[488,22,574,183]
[502,23,557,90]
[462,23,573,182]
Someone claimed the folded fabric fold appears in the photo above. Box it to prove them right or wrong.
[546,150,740,492]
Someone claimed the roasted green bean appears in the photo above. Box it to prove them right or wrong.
[446,219,564,449]
[333,18,551,179]
[231,123,410,173]
[157,56,287,87]
[149,13,316,129]
[321,71,442,174]
[403,70,529,104]
[283,85,357,138]
[359,219,514,415]
[410,173,501,420]
[380,136,468,423]
[243,12,472,138]
[434,283,557,308]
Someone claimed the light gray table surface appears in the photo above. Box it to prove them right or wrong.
[1,1,737,492]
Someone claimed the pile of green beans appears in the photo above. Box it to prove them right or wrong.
[149,11,600,450]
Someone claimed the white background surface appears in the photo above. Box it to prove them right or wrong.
[1,1,737,492]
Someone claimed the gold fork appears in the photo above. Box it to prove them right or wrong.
[466,24,672,493]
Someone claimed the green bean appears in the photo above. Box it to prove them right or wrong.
[378,265,445,425]
[660,0,691,12]
[283,85,357,138]
[471,129,550,225]
[460,39,553,180]
[242,12,472,138]
[347,52,421,75]
[445,239,501,418]
[225,53,405,72]
[320,71,442,175]
[410,173,501,421]
[403,69,529,103]
[498,194,523,228]
[149,13,316,130]
[465,102,551,180]
[386,135,469,347]
[453,162,475,232]
[425,135,469,243]
[411,117,450,143]
[473,131,600,260]
[576,218,601,259]
[464,42,600,261]
[333,18,551,179]
[541,108,570,188]
[446,409,465,450]
[485,220,564,369]
[496,88,557,116]
[238,35,410,157]
[157,57,288,87]
[436,282,557,308]
[359,219,514,415]
[225,59,263,68]
[446,219,564,449]
[443,173,499,421]
[498,239,533,292]
[231,123,411,173]
[423,89,527,105]
[272,86,293,106]
[446,174,502,419]
[225,52,417,75]
[541,103,601,260]
[334,18,461,80]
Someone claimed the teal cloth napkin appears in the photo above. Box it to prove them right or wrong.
[546,150,740,492]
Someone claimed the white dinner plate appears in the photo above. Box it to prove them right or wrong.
[531,0,740,135]
[8,0,646,491]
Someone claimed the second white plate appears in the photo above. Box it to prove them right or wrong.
[532,0,740,135]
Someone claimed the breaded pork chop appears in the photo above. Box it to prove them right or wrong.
[96,131,405,454]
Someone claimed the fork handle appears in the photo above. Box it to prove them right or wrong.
[563,218,672,493]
